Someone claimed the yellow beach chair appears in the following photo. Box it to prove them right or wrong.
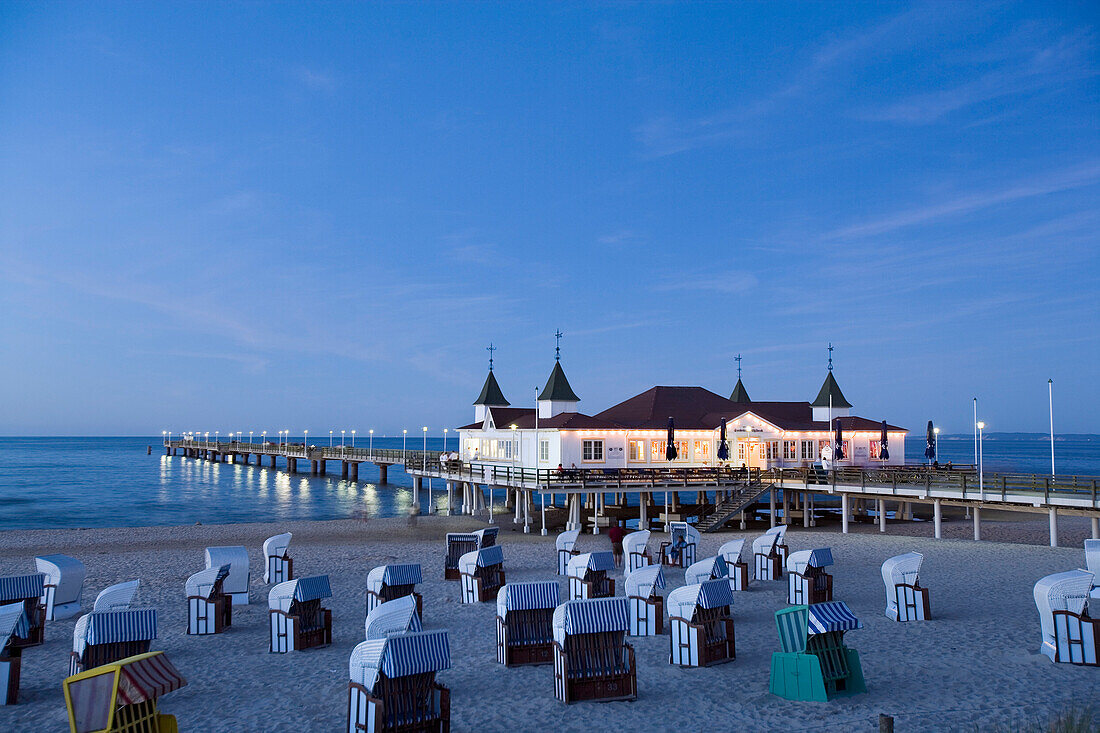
[63,651,186,733]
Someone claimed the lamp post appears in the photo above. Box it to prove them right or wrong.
[977,421,985,500]
[402,429,407,463]
[422,427,430,514]
[329,430,333,448]
[351,429,356,449]
[205,432,209,448]
[442,428,448,453]
[341,430,346,449]
[262,430,266,447]
[972,398,978,467]
[369,429,374,457]
[249,431,253,445]
[303,430,308,452]
[933,427,940,463]
[1048,379,1055,476]
[162,430,167,446]
[510,424,518,480]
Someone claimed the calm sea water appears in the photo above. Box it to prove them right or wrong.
[0,435,1096,530]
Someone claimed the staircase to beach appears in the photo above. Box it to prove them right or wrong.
[697,478,775,533]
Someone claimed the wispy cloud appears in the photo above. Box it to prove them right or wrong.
[291,67,336,93]
[654,270,758,294]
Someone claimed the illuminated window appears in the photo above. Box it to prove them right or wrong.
[800,440,816,461]
[738,443,746,461]
[869,440,882,460]
[651,440,667,462]
[783,441,797,460]
[693,440,710,462]
[629,440,646,461]
[675,441,690,461]
[582,440,604,461]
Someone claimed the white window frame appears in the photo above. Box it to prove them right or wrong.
[539,440,549,461]
[582,439,604,462]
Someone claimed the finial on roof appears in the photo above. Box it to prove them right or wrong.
[555,330,563,362]
[487,342,497,371]
[827,343,834,372]
[735,353,742,379]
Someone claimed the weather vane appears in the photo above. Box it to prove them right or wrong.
[735,353,742,380]
[555,330,563,361]
[827,343,834,372]
[487,342,497,371]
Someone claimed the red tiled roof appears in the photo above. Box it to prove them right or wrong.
[594,386,739,430]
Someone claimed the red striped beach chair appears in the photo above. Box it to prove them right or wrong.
[552,597,636,704]
[70,608,158,676]
[347,631,451,733]
[269,576,333,652]
[667,580,736,667]
[496,581,559,667]
[63,651,187,733]
[458,547,505,604]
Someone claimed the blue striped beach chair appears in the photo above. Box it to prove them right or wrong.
[263,532,294,585]
[685,555,729,586]
[625,565,666,637]
[204,546,250,606]
[269,576,333,653]
[458,546,505,604]
[623,530,652,573]
[496,581,560,667]
[366,564,423,618]
[444,527,497,580]
[786,548,834,606]
[881,552,930,621]
[556,529,581,575]
[0,602,29,704]
[63,650,187,733]
[719,538,750,591]
[1034,569,1098,666]
[0,573,46,648]
[552,597,636,703]
[667,579,735,667]
[70,608,158,676]
[347,630,451,733]
[365,596,422,641]
[566,552,616,600]
[35,554,85,621]
[769,601,865,701]
[185,564,232,635]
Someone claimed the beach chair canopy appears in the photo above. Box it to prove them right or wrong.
[35,554,85,601]
[365,595,422,640]
[718,538,746,565]
[669,522,700,546]
[93,580,140,612]
[623,530,650,558]
[1086,540,1100,576]
[0,573,45,603]
[1034,569,1093,624]
[185,564,230,599]
[556,528,580,553]
[446,533,478,545]
[624,565,666,600]
[776,602,861,654]
[0,601,29,651]
[667,579,734,620]
[474,527,499,546]
[268,576,332,612]
[552,597,630,645]
[65,651,187,733]
[458,546,504,575]
[73,608,158,657]
[685,555,729,585]
[204,546,249,592]
[567,552,615,578]
[349,630,451,694]
[752,532,780,557]
[367,564,424,594]
[497,581,560,621]
[881,552,923,588]
[263,532,292,559]
[786,548,834,575]
[767,525,788,542]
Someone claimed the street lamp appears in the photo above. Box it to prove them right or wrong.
[422,427,430,514]
[249,431,253,445]
[369,429,373,457]
[442,428,448,453]
[402,429,407,462]
[977,421,986,500]
[932,427,940,463]
[215,430,219,445]
[205,431,209,447]
[303,430,308,450]
[351,429,356,448]
[329,430,333,448]
[341,430,346,448]
[262,430,266,447]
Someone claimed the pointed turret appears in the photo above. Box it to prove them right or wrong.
[729,378,751,403]
[811,372,851,421]
[538,362,580,418]
[474,343,509,422]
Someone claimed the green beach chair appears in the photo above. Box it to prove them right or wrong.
[769,602,865,702]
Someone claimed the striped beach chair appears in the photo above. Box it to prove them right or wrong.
[659,522,698,568]
[770,601,866,701]
[93,580,140,612]
[496,581,560,667]
[787,548,834,605]
[0,573,45,649]
[1086,540,1100,600]
[685,555,729,586]
[458,546,505,604]
[1034,569,1098,666]
[667,579,736,667]
[263,532,294,584]
[347,631,451,733]
[556,529,581,575]
[35,554,85,621]
[204,546,250,606]
[719,538,750,591]
[366,564,423,618]
[269,576,333,653]
[625,565,666,637]
[63,651,187,733]
[70,608,158,676]
[752,525,787,581]
[566,552,616,600]
[365,596,422,641]
[552,597,636,704]
[185,564,232,635]
[881,552,930,621]
[444,527,497,580]
[0,602,29,704]
[623,530,652,573]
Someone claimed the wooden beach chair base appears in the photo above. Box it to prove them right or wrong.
[1051,610,1100,666]
[70,640,152,676]
[553,636,637,704]
[0,653,21,705]
[187,595,232,635]
[893,583,931,622]
[347,675,450,733]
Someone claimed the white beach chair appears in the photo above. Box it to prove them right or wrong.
[35,554,85,621]
[347,630,451,733]
[685,555,730,586]
[205,546,250,606]
[366,564,424,618]
[667,579,736,667]
[269,576,333,653]
[458,546,505,604]
[552,597,636,703]
[881,552,930,621]
[444,527,498,580]
[496,581,560,667]
[365,595,422,641]
[263,532,293,584]
[1086,540,1100,600]
[719,538,750,591]
[661,522,699,568]
[185,564,232,635]
[556,529,581,575]
[753,525,788,581]
[93,579,140,612]
[70,607,158,675]
[0,573,45,648]
[0,602,28,704]
[1033,569,1098,666]
[787,548,834,605]
[625,565,666,637]
[624,530,652,572]
[566,552,616,600]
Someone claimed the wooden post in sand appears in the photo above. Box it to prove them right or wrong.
[769,490,776,528]
[1048,508,1058,548]
[841,494,849,534]
[973,506,981,541]
[879,715,894,733]
[878,499,887,533]
[933,499,942,539]
[1092,517,1099,539]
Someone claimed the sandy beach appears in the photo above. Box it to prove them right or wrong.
[1,513,1096,732]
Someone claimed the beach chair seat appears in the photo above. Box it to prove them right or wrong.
[93,580,140,612]
[752,525,787,581]
[365,596,422,641]
[623,530,652,573]
[881,552,930,621]
[625,565,666,637]
[496,582,560,667]
[366,564,424,619]
[269,576,333,653]
[659,522,699,568]
[263,532,294,585]
[185,564,232,635]
[458,547,505,604]
[444,527,497,580]
[204,546,250,606]
[0,602,29,704]
[0,574,46,649]
[1034,569,1099,666]
[70,608,158,676]
[63,651,186,733]
[347,630,451,733]
[685,555,730,586]
[556,529,581,575]
[787,549,834,606]
[35,554,85,621]
[566,552,616,600]
[1086,540,1100,600]
[769,601,865,701]
[719,538,750,591]
[667,580,736,667]
[552,597,636,704]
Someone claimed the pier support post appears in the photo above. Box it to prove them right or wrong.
[288,458,297,473]
[1092,517,1099,540]
[341,461,349,479]
[973,506,982,541]
[319,459,326,475]
[446,482,454,515]
[488,485,495,524]
[378,464,388,484]
[841,494,850,534]
[878,499,887,533]
[1049,508,1059,548]
[514,490,522,524]
[803,491,811,528]
[310,460,319,475]
[639,495,647,530]
[349,462,358,481]
[740,511,746,531]
[933,499,942,539]
[782,489,789,526]
[412,478,420,510]
[269,455,277,468]
[769,490,776,528]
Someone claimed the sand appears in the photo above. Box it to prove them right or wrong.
[0,514,1096,732]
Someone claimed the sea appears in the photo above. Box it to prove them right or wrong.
[0,435,1097,530]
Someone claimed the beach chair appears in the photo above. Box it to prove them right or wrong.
[753,525,788,581]
[70,608,158,676]
[185,564,232,635]
[0,602,28,704]
[881,552,930,621]
[719,538,750,591]
[367,564,424,619]
[552,597,636,704]
[93,580,140,612]
[263,532,294,584]
[35,554,85,621]
[769,601,866,701]
[566,552,616,600]
[365,596,422,641]
[623,530,652,573]
[458,546,505,604]
[444,527,498,580]
[496,581,560,667]
[0,574,46,650]
[1086,540,1100,600]
[685,556,730,586]
[269,576,333,653]
[556,529,581,575]
[625,565,666,637]
[347,630,451,733]
[667,580,736,667]
[204,546,250,606]
[787,549,834,606]
[1033,569,1099,666]
[659,522,699,568]
[63,651,187,733]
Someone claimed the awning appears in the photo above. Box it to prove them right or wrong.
[460,545,504,574]
[567,552,615,577]
[294,575,332,602]
[0,573,45,602]
[350,630,451,693]
[66,652,187,733]
[115,652,188,705]
[556,528,580,552]
[552,597,629,642]
[807,548,834,568]
[0,601,28,650]
[87,608,158,645]
[498,581,559,620]
[446,533,479,544]
[685,555,728,584]
[697,578,735,609]
[624,565,666,600]
[473,527,499,546]
[185,564,230,599]
[807,601,861,634]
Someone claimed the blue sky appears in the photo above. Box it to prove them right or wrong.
[1,2,1097,436]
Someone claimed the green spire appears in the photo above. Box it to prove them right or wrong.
[473,371,509,406]
[729,378,751,403]
[538,361,579,402]
[811,371,851,408]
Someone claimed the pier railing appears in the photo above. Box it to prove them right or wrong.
[167,439,440,466]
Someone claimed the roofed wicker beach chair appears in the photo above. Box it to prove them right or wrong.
[566,552,616,600]
[347,630,451,733]
[659,522,698,568]
[0,602,29,705]
[552,597,636,704]
[0,573,46,648]
[752,525,788,581]
[881,552,930,621]
[1033,569,1098,666]
[185,564,232,635]
[93,580,140,612]
[625,564,666,637]
[35,554,85,621]
[496,581,560,667]
[787,548,834,606]
[204,546,250,606]
[269,576,333,653]
[770,601,865,701]
[1086,540,1100,600]
[685,555,729,586]
[718,538,750,591]
[623,530,652,572]
[70,608,158,676]
[556,529,581,575]
[63,650,187,733]
[444,527,498,580]
[365,596,422,641]
[263,532,294,585]
[458,546,506,604]
[367,564,424,619]
[667,579,736,668]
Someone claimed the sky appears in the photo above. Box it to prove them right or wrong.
[1,1,1098,437]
